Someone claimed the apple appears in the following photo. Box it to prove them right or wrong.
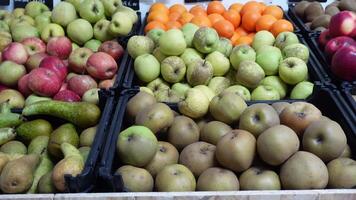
[0,32,12,52]
[283,43,310,63]
[186,59,214,86]
[260,76,288,99]
[84,39,101,52]
[109,12,133,37]
[67,19,94,45]
[21,37,46,56]
[10,15,35,30]
[66,0,84,11]
[79,0,105,23]
[0,89,25,109]
[159,29,187,56]
[229,45,256,70]
[28,68,62,97]
[161,56,186,83]
[134,54,160,82]
[181,23,199,48]
[172,83,191,97]
[235,61,265,89]
[39,56,68,81]
[99,79,113,89]
[46,36,73,59]
[82,88,99,104]
[251,85,280,100]
[102,0,122,17]
[40,23,65,43]
[59,83,68,91]
[72,43,80,51]
[331,45,356,81]
[290,81,314,99]
[324,36,355,58]
[239,167,281,190]
[147,78,169,94]
[155,164,196,192]
[93,19,114,42]
[11,24,39,42]
[329,11,356,37]
[86,52,118,80]
[274,32,299,50]
[208,77,230,95]
[205,51,230,76]
[18,74,32,97]
[51,2,78,27]
[26,52,48,71]
[252,30,275,51]
[256,46,282,75]
[24,1,49,18]
[193,27,219,54]
[180,48,203,66]
[194,85,215,101]
[178,88,210,119]
[279,57,308,85]
[318,29,332,49]
[35,12,51,33]
[68,47,93,73]
[98,40,124,60]
[127,36,155,59]
[66,72,79,82]
[0,21,9,33]
[223,85,251,101]
[115,6,138,24]
[67,75,98,96]
[53,90,81,102]
[0,84,8,92]
[147,29,165,47]
[327,158,356,189]
[13,8,25,18]
[216,37,233,57]
[0,61,26,87]
[2,42,28,64]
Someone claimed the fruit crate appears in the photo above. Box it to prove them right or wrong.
[96,83,356,193]
[287,4,319,35]
[341,81,356,118]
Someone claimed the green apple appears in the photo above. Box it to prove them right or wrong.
[282,43,309,63]
[10,15,35,30]
[252,30,275,51]
[279,57,308,85]
[256,46,282,75]
[147,78,169,93]
[115,6,138,24]
[127,36,154,59]
[230,45,256,70]
[161,56,186,83]
[152,47,167,62]
[108,12,133,36]
[66,0,84,12]
[79,0,105,23]
[93,19,114,42]
[159,29,187,56]
[0,21,10,33]
[13,8,25,18]
[181,23,199,47]
[154,88,182,103]
[24,1,49,18]
[224,68,237,84]
[274,32,299,50]
[67,19,93,45]
[235,61,265,89]
[0,10,12,25]
[178,88,210,118]
[224,85,251,101]
[186,59,214,86]
[35,14,51,33]
[251,85,280,100]
[102,0,122,17]
[147,29,165,47]
[72,43,80,50]
[216,37,233,57]
[0,32,12,51]
[260,76,287,99]
[41,23,65,42]
[172,83,191,97]
[11,24,39,42]
[134,54,160,82]
[51,2,78,27]
[194,85,215,101]
[205,51,230,76]
[290,81,314,99]
[193,27,219,54]
[180,48,203,66]
[84,39,102,51]
[208,77,230,95]
[140,87,154,96]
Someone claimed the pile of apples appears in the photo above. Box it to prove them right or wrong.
[113,90,355,192]
[127,24,314,103]
[318,11,356,81]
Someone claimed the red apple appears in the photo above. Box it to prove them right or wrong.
[17,74,32,97]
[329,11,356,37]
[53,90,81,102]
[59,82,68,92]
[324,36,355,58]
[86,52,118,80]
[2,42,28,64]
[318,29,332,49]
[67,75,98,97]
[99,79,113,89]
[46,36,72,59]
[98,40,124,60]
[28,68,62,97]
[25,52,48,71]
[21,37,46,56]
[39,56,68,81]
[331,45,356,81]
[68,47,93,73]
[0,84,8,92]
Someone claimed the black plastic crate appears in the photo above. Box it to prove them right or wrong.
[341,82,356,118]
[98,84,356,192]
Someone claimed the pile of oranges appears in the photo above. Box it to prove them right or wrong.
[145,1,294,46]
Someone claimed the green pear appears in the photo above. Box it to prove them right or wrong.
[48,123,79,158]
[159,29,187,56]
[38,172,56,193]
[16,119,53,143]
[79,146,91,162]
[80,126,97,147]
[181,23,199,47]
[0,141,27,155]
[51,2,78,27]
[27,156,53,194]
[28,136,50,155]
[25,1,49,18]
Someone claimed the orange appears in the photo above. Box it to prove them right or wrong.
[248,32,255,38]
[213,19,235,38]
[270,19,294,36]
[241,11,261,32]
[222,9,241,28]
[263,5,283,20]
[235,27,248,36]
[169,12,181,21]
[191,15,212,27]
[178,12,194,25]
[150,2,169,14]
[255,14,277,31]
[229,3,243,13]
[190,5,207,17]
[208,13,225,25]
[240,1,264,16]
[169,4,187,15]
[230,32,241,45]
[259,2,267,12]
[145,21,166,33]
[165,21,182,29]
[207,1,226,15]
[147,11,169,23]
[235,36,253,45]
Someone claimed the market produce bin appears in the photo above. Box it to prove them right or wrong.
[97,83,356,192]
[341,81,356,119]
[288,4,317,35]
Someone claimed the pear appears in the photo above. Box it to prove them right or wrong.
[28,136,49,155]
[178,88,209,119]
[16,119,53,143]
[0,141,27,155]
[79,147,91,162]
[27,156,53,193]
[0,154,40,193]
[38,172,56,193]
[48,123,79,158]
[79,126,97,147]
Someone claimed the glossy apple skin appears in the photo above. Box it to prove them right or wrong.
[46,36,73,59]
[28,68,62,97]
[98,40,124,60]
[331,45,356,81]
[21,37,46,55]
[324,36,355,58]
[329,11,356,37]
[17,74,32,97]
[86,52,118,80]
[2,42,28,64]
[318,30,332,49]
[53,89,81,102]
[67,75,98,97]
[39,56,68,81]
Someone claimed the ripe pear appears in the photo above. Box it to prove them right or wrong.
[48,123,79,158]
[79,126,97,147]
[0,141,27,155]
[38,171,56,193]
[178,88,209,119]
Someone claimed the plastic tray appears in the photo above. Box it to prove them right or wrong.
[98,83,356,192]
[341,81,356,118]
